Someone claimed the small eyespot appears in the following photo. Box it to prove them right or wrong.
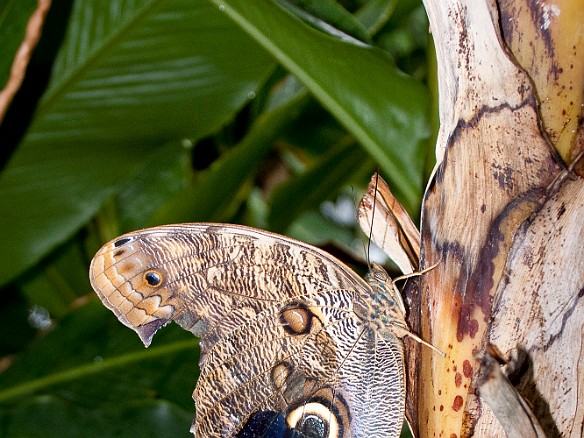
[114,237,132,247]
[144,270,162,287]
[271,362,292,390]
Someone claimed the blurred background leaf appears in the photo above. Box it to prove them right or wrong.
[0,0,276,286]
[0,0,433,436]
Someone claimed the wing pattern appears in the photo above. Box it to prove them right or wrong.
[90,223,406,437]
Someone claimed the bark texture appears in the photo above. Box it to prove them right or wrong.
[406,1,584,437]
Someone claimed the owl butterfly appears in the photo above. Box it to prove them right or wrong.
[89,174,437,437]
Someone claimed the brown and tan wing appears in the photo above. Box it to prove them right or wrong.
[89,223,405,438]
[358,173,420,274]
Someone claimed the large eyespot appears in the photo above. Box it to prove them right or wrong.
[144,270,162,287]
[286,402,339,438]
[279,302,313,335]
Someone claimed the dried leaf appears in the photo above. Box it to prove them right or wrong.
[358,173,420,274]
[476,350,546,438]
[487,172,584,436]
[499,0,584,164]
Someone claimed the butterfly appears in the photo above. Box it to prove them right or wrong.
[89,174,437,437]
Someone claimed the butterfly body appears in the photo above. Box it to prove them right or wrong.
[90,223,409,437]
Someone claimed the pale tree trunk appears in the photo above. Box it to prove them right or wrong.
[405,0,584,437]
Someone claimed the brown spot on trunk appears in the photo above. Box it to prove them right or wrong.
[455,372,462,387]
[452,395,464,412]
[469,319,479,338]
[463,359,473,378]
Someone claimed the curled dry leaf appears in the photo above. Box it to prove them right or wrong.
[358,173,420,275]
[476,349,546,438]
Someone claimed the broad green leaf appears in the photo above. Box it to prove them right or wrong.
[211,0,431,209]
[0,0,275,286]
[0,300,198,436]
[116,140,192,231]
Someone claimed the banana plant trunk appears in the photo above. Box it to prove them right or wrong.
[405,0,584,437]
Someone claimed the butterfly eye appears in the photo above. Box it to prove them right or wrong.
[287,402,339,438]
[144,270,162,287]
[373,270,387,282]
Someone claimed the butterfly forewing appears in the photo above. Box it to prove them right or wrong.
[89,223,408,438]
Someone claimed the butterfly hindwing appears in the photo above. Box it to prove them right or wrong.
[89,223,407,437]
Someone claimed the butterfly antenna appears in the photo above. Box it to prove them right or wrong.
[392,258,442,284]
[352,185,370,269]
[365,172,381,270]
[405,331,446,357]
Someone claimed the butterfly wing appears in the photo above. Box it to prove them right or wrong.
[90,223,405,437]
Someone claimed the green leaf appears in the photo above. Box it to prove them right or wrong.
[0,300,198,436]
[0,0,275,286]
[355,0,397,36]
[211,0,431,209]
[286,209,354,247]
[276,0,372,43]
[116,140,192,231]
[18,237,89,318]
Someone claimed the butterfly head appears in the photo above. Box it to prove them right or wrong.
[89,232,178,347]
